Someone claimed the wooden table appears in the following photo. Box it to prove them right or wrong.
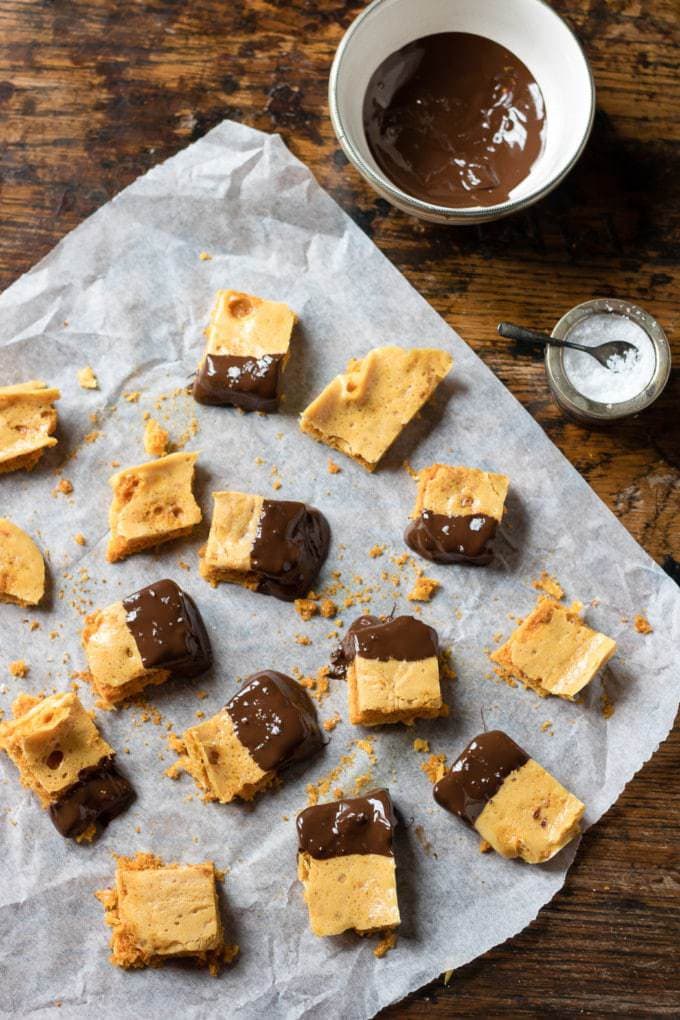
[1,1,678,1014]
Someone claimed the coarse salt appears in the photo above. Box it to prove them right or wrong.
[563,313,656,404]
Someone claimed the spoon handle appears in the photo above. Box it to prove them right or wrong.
[497,322,592,355]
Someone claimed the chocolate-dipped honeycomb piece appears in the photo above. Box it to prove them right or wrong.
[405,463,509,565]
[0,381,60,474]
[106,451,201,563]
[199,491,330,601]
[433,730,584,863]
[332,614,444,726]
[0,692,133,841]
[300,346,453,472]
[296,789,401,937]
[0,518,46,606]
[82,578,212,708]
[96,853,238,973]
[490,598,617,700]
[171,671,323,803]
[193,289,295,411]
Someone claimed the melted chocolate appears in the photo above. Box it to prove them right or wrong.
[226,670,324,772]
[297,789,396,859]
[363,32,546,208]
[49,758,134,838]
[193,353,283,412]
[123,579,212,678]
[405,510,498,565]
[330,614,438,678]
[433,730,529,824]
[250,500,330,602]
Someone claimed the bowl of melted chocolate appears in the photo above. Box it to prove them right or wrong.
[329,0,595,224]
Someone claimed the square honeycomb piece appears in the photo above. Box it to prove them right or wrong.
[434,730,585,863]
[491,598,616,699]
[0,692,133,840]
[0,518,46,606]
[0,381,60,474]
[107,451,201,563]
[300,346,452,471]
[97,853,237,973]
[193,289,295,411]
[296,790,400,937]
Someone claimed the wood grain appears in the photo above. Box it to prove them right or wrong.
[0,1,678,1015]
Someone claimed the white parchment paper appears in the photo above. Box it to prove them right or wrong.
[0,120,678,1020]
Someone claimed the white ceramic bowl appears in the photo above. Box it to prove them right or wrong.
[329,0,596,224]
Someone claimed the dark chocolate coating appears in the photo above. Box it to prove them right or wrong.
[363,32,546,209]
[330,614,439,678]
[297,788,396,860]
[192,352,283,412]
[433,730,529,825]
[226,670,324,772]
[49,758,135,838]
[405,510,498,565]
[250,499,330,602]
[122,578,212,678]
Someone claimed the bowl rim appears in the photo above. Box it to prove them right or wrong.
[328,0,597,221]
[545,298,672,421]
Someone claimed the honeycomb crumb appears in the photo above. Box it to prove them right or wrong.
[403,460,419,479]
[374,930,398,958]
[53,478,73,496]
[73,533,87,546]
[540,720,553,733]
[123,391,140,403]
[322,713,341,732]
[479,839,493,853]
[327,458,341,474]
[319,598,337,619]
[294,634,312,646]
[532,571,564,600]
[600,690,615,719]
[354,772,372,794]
[199,252,213,261]
[298,666,331,704]
[77,366,99,390]
[143,418,169,457]
[272,478,282,491]
[369,544,385,559]
[412,738,430,753]
[634,614,653,635]
[421,753,447,784]
[305,751,356,805]
[294,598,318,621]
[8,660,28,678]
[408,576,440,602]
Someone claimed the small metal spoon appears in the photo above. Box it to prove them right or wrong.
[498,322,639,369]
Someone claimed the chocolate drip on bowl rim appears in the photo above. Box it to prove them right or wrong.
[433,730,529,825]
